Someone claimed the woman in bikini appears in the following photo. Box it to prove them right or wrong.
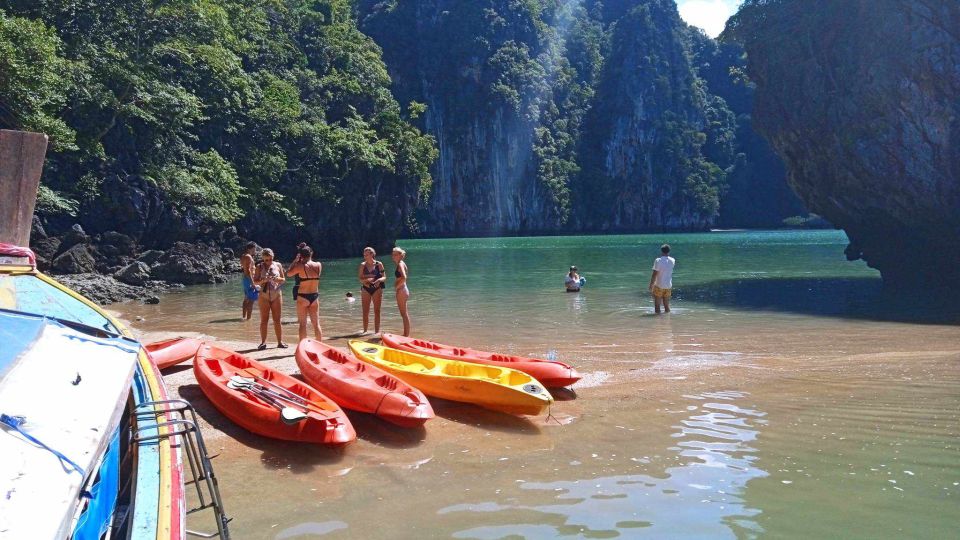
[253,248,287,350]
[287,243,322,342]
[392,247,412,337]
[357,246,386,335]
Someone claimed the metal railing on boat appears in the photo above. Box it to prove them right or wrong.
[134,399,231,539]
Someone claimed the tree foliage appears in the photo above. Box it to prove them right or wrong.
[0,0,436,251]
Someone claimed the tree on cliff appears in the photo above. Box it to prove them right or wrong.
[0,0,436,254]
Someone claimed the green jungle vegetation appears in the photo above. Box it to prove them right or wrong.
[1,0,802,252]
[0,0,435,252]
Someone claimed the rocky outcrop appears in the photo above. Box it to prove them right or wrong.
[360,0,563,235]
[359,0,800,235]
[151,242,228,284]
[51,243,96,274]
[572,1,728,231]
[56,273,171,305]
[727,0,960,289]
[115,261,152,285]
[28,222,246,303]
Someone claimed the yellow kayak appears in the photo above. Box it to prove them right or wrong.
[348,341,554,416]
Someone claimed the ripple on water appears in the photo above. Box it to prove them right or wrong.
[275,521,348,538]
[443,390,768,538]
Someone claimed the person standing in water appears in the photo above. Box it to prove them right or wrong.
[357,246,386,335]
[254,248,287,349]
[648,244,675,314]
[240,242,258,320]
[565,266,585,292]
[392,247,412,337]
[287,244,322,342]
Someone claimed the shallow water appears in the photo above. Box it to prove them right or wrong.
[116,231,960,539]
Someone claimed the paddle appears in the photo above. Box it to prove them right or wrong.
[228,377,331,417]
[235,368,313,404]
[225,379,307,424]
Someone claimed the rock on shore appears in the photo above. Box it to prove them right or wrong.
[727,1,960,290]
[31,223,249,305]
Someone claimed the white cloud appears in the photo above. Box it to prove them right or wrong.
[676,0,739,38]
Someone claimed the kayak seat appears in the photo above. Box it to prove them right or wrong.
[375,375,398,391]
[326,350,349,364]
[443,363,478,377]
[411,339,440,350]
[506,371,533,386]
[204,359,224,377]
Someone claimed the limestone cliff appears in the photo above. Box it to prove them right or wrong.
[727,0,960,289]
[360,0,798,235]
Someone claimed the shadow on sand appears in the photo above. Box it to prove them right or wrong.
[345,411,428,448]
[430,398,542,435]
[681,276,960,325]
[178,384,346,473]
[549,387,578,401]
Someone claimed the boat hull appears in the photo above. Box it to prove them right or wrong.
[195,343,355,444]
[381,333,581,387]
[295,339,434,428]
[145,337,204,370]
[349,341,553,416]
[0,266,185,540]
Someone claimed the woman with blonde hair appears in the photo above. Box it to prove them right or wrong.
[392,247,412,337]
[253,248,286,350]
[357,246,386,335]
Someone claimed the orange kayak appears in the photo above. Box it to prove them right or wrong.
[381,333,581,388]
[145,337,204,370]
[194,343,355,444]
[295,339,434,428]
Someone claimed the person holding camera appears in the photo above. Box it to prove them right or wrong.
[253,248,286,349]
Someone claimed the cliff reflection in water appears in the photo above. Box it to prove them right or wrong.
[441,391,767,539]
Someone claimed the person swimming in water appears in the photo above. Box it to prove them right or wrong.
[287,243,322,342]
[253,248,286,349]
[392,247,412,337]
[565,266,585,292]
[357,246,386,335]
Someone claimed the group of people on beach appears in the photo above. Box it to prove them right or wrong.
[565,243,676,314]
[239,242,411,350]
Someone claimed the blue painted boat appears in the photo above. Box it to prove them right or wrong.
[0,245,187,539]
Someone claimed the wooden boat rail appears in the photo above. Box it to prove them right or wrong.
[134,399,231,539]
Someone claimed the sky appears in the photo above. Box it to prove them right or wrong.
[675,0,742,38]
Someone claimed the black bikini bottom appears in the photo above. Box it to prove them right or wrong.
[298,292,319,306]
[362,284,384,295]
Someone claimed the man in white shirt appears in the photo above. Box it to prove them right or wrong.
[648,244,675,314]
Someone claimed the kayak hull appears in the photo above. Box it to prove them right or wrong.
[295,339,434,428]
[381,333,580,387]
[348,341,553,416]
[194,343,355,445]
[145,337,204,370]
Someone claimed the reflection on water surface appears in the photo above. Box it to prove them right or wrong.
[444,391,767,539]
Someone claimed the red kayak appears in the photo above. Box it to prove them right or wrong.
[194,343,355,444]
[295,339,434,428]
[145,337,204,370]
[381,333,581,388]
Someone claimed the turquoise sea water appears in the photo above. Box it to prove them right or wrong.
[117,230,960,539]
